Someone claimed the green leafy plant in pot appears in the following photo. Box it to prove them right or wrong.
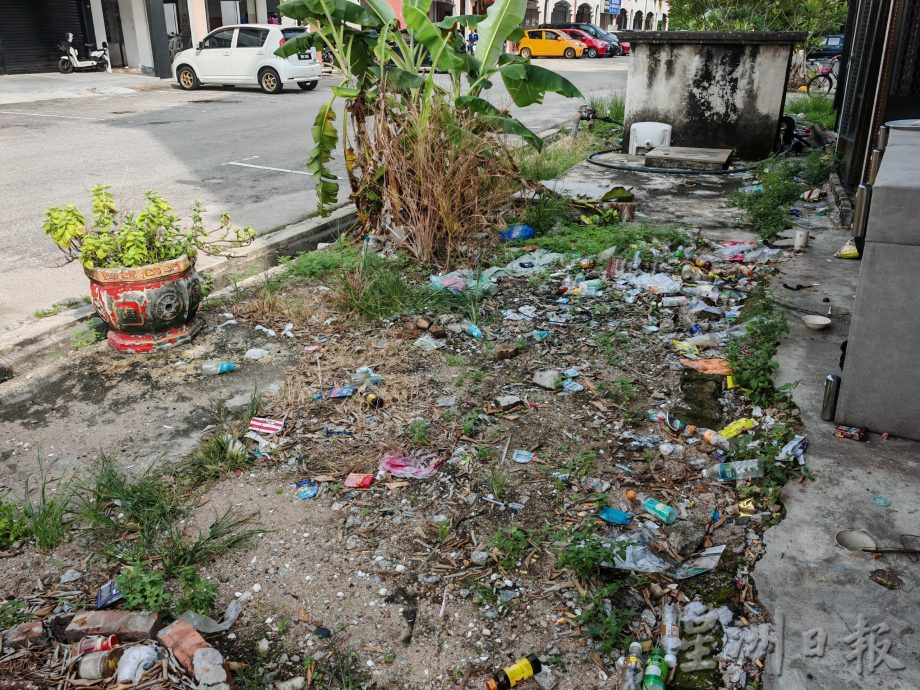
[43,184,254,353]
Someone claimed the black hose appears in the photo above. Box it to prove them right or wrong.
[587,148,761,175]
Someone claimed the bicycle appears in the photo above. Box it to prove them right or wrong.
[786,55,840,94]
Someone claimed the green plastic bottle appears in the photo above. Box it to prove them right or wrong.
[637,493,677,525]
[642,647,667,690]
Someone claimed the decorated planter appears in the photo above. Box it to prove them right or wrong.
[86,254,204,353]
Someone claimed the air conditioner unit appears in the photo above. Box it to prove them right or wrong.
[628,122,672,155]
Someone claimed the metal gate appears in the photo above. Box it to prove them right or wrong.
[0,0,94,74]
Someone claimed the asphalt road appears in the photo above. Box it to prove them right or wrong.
[0,58,628,331]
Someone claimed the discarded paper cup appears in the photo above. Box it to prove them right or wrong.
[794,230,809,250]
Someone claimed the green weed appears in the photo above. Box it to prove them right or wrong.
[178,434,251,490]
[176,566,217,615]
[21,464,73,551]
[597,376,637,405]
[489,527,530,570]
[461,411,479,436]
[562,451,598,479]
[0,496,28,548]
[444,353,466,366]
[409,419,430,445]
[33,297,88,319]
[520,222,684,258]
[519,195,576,234]
[283,237,360,280]
[732,150,836,239]
[726,291,789,406]
[589,92,626,123]
[785,93,836,130]
[0,600,31,629]
[576,578,644,652]
[115,565,171,615]
[514,135,594,182]
[337,255,433,321]
[557,523,625,580]
[71,321,104,350]
[488,467,509,499]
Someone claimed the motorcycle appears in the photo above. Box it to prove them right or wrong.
[57,33,109,73]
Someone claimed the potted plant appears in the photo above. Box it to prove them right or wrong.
[43,184,253,353]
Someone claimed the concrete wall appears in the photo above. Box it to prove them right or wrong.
[623,32,800,160]
[836,128,920,440]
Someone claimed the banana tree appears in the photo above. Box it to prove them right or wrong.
[277,0,582,258]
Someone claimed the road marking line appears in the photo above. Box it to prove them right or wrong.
[0,110,107,121]
[224,159,311,176]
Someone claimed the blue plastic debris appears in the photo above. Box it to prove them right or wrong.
[599,506,634,525]
[296,479,319,500]
[498,224,536,241]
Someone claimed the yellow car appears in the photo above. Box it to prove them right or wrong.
[518,29,585,59]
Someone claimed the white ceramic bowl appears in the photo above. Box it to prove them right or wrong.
[803,314,832,330]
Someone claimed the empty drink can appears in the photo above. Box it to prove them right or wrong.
[821,374,841,421]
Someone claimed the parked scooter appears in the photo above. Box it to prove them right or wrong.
[57,33,109,73]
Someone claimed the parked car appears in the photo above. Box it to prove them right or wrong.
[518,29,585,59]
[172,24,321,93]
[540,22,621,55]
[808,34,844,61]
[558,28,607,58]
[619,41,631,55]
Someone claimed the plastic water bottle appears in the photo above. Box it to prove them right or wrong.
[702,460,764,482]
[616,641,644,689]
[698,428,730,450]
[523,330,550,344]
[637,493,677,525]
[460,320,483,339]
[642,648,667,690]
[631,250,642,270]
[660,604,681,668]
[201,361,236,375]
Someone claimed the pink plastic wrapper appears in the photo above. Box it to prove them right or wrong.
[379,450,446,479]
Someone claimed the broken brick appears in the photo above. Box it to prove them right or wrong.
[157,619,210,674]
[64,611,162,643]
[3,619,47,649]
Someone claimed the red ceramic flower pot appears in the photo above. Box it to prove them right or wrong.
[86,255,204,353]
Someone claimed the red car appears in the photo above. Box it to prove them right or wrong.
[558,28,608,58]
[620,41,631,55]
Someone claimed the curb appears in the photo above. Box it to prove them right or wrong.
[0,205,357,383]
[828,172,853,228]
[0,116,574,384]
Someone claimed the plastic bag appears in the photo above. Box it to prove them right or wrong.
[116,646,161,684]
[498,224,536,241]
[379,450,446,479]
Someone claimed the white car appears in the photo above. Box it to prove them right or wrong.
[172,24,321,94]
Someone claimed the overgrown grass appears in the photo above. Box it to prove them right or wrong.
[731,150,836,239]
[282,237,360,281]
[518,195,576,234]
[337,255,438,321]
[513,134,595,182]
[589,92,626,123]
[517,221,685,258]
[21,464,74,551]
[0,496,28,549]
[79,456,259,574]
[785,93,836,130]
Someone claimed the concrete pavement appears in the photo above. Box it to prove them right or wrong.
[756,213,920,689]
[0,58,628,334]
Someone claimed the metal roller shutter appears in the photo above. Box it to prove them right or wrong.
[0,0,93,74]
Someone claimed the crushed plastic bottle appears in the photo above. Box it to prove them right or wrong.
[460,320,483,339]
[616,641,644,690]
[201,361,236,375]
[702,460,764,482]
[660,604,681,668]
[698,428,730,450]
